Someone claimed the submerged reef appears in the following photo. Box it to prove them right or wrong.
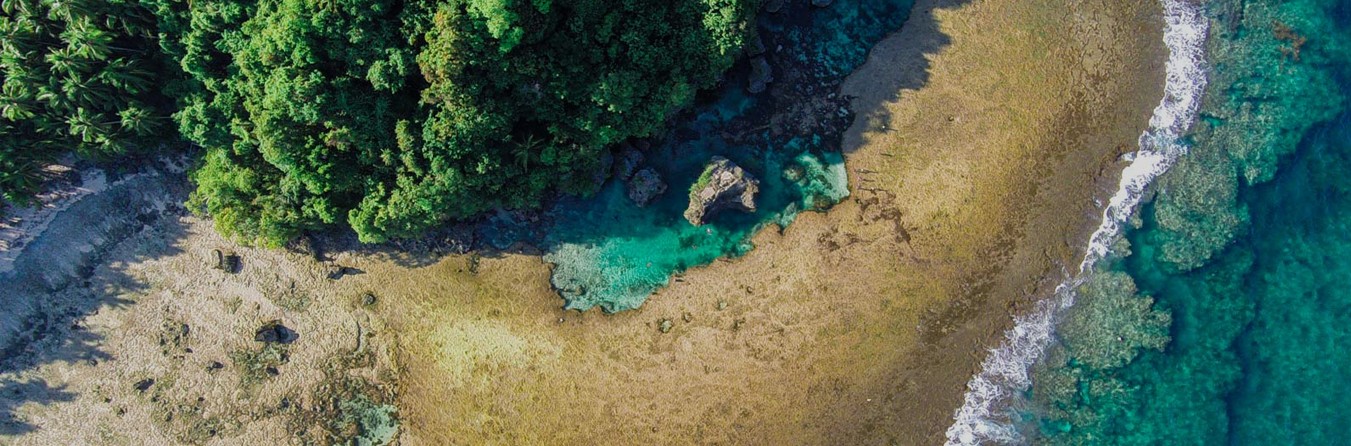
[1026,1,1351,443]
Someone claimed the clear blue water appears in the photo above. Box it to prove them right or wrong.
[1025,0,1351,443]
[536,0,913,312]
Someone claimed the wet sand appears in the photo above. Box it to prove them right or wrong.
[0,0,1165,444]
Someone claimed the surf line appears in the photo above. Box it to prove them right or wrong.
[943,0,1209,444]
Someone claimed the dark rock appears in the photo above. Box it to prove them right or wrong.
[613,147,645,181]
[207,361,224,371]
[326,265,364,280]
[745,32,767,57]
[254,320,298,344]
[285,235,317,258]
[626,168,667,207]
[213,249,241,273]
[134,378,154,392]
[684,157,760,226]
[748,57,773,94]
[811,0,833,6]
[361,292,377,306]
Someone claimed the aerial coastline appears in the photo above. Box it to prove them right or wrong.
[0,0,1171,444]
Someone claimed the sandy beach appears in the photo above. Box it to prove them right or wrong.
[0,0,1166,444]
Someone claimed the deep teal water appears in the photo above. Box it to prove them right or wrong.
[538,0,913,312]
[1025,0,1351,444]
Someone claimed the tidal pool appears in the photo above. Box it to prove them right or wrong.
[538,0,914,312]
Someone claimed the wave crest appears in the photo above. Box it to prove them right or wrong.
[943,1,1209,444]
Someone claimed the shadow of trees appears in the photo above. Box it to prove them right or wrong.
[0,163,190,436]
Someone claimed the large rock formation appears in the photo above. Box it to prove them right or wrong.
[683,157,760,226]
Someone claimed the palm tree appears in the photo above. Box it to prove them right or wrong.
[118,102,158,136]
[65,107,109,143]
[98,58,151,93]
[0,0,40,18]
[61,18,111,60]
[0,92,35,120]
[60,72,113,108]
[44,46,86,76]
[44,0,94,23]
[511,132,547,173]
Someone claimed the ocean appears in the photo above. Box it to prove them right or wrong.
[948,0,1351,443]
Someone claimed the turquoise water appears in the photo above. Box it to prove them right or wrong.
[1024,0,1351,443]
[541,0,912,312]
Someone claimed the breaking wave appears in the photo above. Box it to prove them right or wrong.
[943,1,1209,444]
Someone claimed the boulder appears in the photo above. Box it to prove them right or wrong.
[626,168,667,207]
[683,157,760,226]
[212,249,241,273]
[613,145,645,181]
[254,320,298,344]
[745,32,767,57]
[748,56,773,94]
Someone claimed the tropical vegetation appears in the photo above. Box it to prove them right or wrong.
[0,0,758,246]
[0,0,170,204]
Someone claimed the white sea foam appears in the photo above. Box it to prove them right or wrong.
[943,1,1209,444]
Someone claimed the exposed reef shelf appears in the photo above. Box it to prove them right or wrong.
[537,0,913,312]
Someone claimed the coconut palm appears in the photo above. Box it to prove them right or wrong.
[61,18,111,59]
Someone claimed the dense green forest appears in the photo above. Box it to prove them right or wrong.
[0,0,171,204]
[1,0,758,245]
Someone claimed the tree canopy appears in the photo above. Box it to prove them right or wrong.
[0,0,170,204]
[153,0,757,245]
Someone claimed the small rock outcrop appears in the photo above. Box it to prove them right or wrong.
[744,32,767,57]
[254,320,298,344]
[613,146,645,181]
[748,56,773,94]
[683,157,760,226]
[212,249,241,273]
[626,168,667,207]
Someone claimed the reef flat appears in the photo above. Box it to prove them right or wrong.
[0,0,1168,444]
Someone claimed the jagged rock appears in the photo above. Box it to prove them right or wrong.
[254,320,298,344]
[626,168,667,207]
[684,157,760,226]
[213,249,241,273]
[811,0,833,6]
[745,32,767,57]
[134,378,154,392]
[613,146,645,181]
[326,264,364,280]
[658,318,673,333]
[764,0,785,13]
[748,56,773,94]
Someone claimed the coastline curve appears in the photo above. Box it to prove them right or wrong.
[943,0,1210,443]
